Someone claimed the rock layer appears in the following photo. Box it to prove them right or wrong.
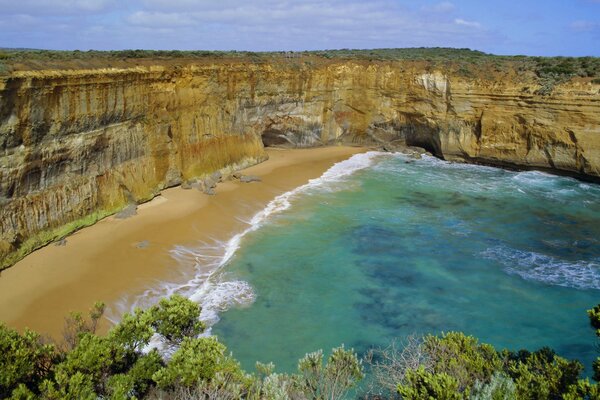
[1,61,599,269]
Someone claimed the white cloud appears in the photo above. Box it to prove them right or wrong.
[454,18,482,29]
[0,0,501,51]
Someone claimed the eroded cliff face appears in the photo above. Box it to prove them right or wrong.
[1,60,599,268]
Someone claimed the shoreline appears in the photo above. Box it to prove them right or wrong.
[0,146,366,339]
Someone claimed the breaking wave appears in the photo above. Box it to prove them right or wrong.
[109,151,384,332]
[482,245,600,290]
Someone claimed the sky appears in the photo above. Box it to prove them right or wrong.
[0,0,599,56]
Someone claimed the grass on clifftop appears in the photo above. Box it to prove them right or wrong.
[1,47,599,88]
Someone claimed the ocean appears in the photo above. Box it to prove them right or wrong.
[130,152,600,374]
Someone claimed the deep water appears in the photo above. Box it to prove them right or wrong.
[210,153,600,375]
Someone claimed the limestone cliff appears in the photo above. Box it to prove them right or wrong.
[1,59,599,269]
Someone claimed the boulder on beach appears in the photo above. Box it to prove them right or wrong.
[231,171,243,180]
[240,175,262,183]
[135,240,150,249]
[115,203,138,219]
[210,171,223,183]
[204,178,217,189]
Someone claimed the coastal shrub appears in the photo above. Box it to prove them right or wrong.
[424,332,502,392]
[0,325,57,398]
[148,294,204,344]
[6,296,600,399]
[503,347,583,399]
[294,345,364,399]
[365,335,432,396]
[470,372,517,400]
[397,366,461,400]
[370,323,599,399]
[152,336,236,388]
[588,305,600,385]
[62,301,105,350]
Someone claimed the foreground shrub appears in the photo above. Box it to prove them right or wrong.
[368,308,600,400]
[0,325,57,397]
[470,372,517,400]
[5,296,600,399]
[424,332,502,393]
[397,366,461,400]
[0,295,364,399]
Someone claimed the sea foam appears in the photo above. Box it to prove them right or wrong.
[482,245,600,290]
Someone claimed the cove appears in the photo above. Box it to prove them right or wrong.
[208,153,600,374]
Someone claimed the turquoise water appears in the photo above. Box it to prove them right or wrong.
[209,153,600,375]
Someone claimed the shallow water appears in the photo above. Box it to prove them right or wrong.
[208,153,600,374]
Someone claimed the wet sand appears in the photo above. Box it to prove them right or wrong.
[0,146,365,339]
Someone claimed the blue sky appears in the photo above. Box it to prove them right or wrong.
[0,0,599,56]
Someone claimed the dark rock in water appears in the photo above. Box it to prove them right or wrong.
[135,240,150,249]
[240,175,261,183]
[55,238,67,246]
[349,224,407,256]
[246,262,255,273]
[115,203,137,219]
[358,259,418,286]
[574,239,593,249]
[204,187,216,196]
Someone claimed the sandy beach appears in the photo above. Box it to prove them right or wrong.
[0,146,365,339]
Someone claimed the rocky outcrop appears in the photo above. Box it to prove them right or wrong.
[1,60,599,269]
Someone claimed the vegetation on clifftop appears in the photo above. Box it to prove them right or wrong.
[1,47,599,90]
[2,294,600,399]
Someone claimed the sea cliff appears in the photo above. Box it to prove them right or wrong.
[1,54,599,269]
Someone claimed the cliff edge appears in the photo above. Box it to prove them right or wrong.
[1,51,599,269]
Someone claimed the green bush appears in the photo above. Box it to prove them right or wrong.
[503,347,583,399]
[4,295,600,399]
[424,332,502,392]
[153,336,235,388]
[0,325,57,397]
[149,294,204,344]
[398,366,461,400]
